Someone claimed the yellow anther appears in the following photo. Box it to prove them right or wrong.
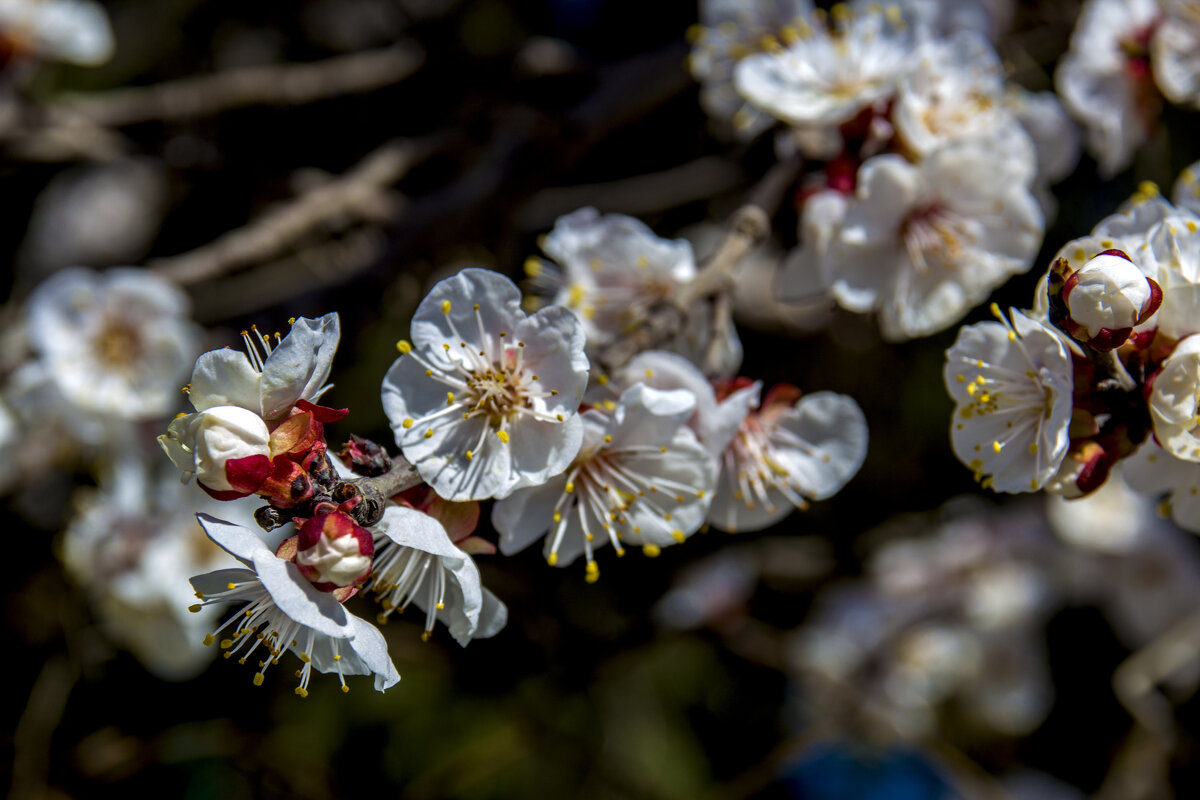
[643,544,661,558]
[443,343,451,351]
[425,369,432,377]
[993,440,1002,453]
[441,300,452,314]
[660,446,667,453]
[220,639,233,649]
[1028,442,1038,454]
[295,687,309,697]
[644,369,654,378]
[556,414,564,421]
[226,582,236,590]
[188,604,202,613]
[603,435,612,443]
[447,391,456,404]
[547,552,559,566]
[396,339,413,354]
[966,383,977,396]
[466,450,474,461]
[553,510,562,523]
[671,530,686,543]
[497,430,510,443]
[473,304,480,311]
[597,374,609,385]
[203,633,215,647]
[424,428,434,439]
[524,257,542,277]
[403,418,414,428]
[341,685,350,693]
[585,561,600,583]
[253,673,265,686]
[565,481,575,493]
[1008,331,1017,342]
[436,602,445,610]
[635,255,649,268]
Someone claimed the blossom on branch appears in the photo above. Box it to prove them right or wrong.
[383,268,588,502]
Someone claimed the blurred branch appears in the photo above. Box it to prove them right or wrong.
[597,153,803,372]
[1113,604,1200,745]
[10,654,76,800]
[55,44,424,126]
[150,138,431,286]
[0,45,423,162]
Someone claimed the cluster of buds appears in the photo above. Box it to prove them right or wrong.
[946,171,1200,532]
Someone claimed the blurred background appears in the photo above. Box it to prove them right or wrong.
[5,0,1200,798]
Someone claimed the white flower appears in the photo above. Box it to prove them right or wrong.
[883,0,1014,40]
[1004,87,1081,187]
[1063,249,1161,340]
[367,504,507,645]
[595,350,754,459]
[688,0,815,137]
[0,0,114,65]
[893,31,1010,159]
[189,514,400,695]
[159,405,272,492]
[1147,335,1200,461]
[26,267,199,420]
[493,383,717,578]
[826,133,1043,341]
[708,384,867,533]
[1125,439,1200,532]
[383,268,588,502]
[734,4,911,129]
[186,313,340,422]
[1054,0,1162,177]
[944,309,1074,493]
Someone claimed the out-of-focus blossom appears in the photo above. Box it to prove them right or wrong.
[0,0,114,66]
[17,160,168,278]
[734,5,911,132]
[687,0,814,138]
[1151,0,1200,107]
[26,267,200,421]
[708,383,867,533]
[527,208,742,376]
[383,268,588,501]
[1045,469,1151,553]
[190,514,400,695]
[1146,335,1200,460]
[61,459,247,680]
[944,309,1074,493]
[1173,158,1200,215]
[1055,0,1164,177]
[493,383,716,578]
[822,134,1042,341]
[368,502,506,645]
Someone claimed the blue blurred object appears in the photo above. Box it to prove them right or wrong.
[777,742,962,800]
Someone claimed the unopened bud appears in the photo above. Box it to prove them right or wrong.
[1062,249,1162,350]
[158,406,272,492]
[295,507,374,589]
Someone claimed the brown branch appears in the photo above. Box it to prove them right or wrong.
[149,138,429,286]
[339,457,423,527]
[53,44,424,127]
[596,154,804,372]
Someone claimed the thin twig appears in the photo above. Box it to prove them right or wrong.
[1112,604,1200,745]
[150,138,430,286]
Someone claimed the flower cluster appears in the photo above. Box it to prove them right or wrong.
[688,0,1067,341]
[157,308,509,695]
[943,161,1200,533]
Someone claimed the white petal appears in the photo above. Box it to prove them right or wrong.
[196,513,272,565]
[260,313,340,419]
[252,550,353,639]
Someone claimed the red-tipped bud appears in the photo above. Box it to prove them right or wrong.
[1061,249,1161,350]
[294,506,374,590]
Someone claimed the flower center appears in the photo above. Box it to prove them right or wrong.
[92,318,142,369]
[900,203,972,274]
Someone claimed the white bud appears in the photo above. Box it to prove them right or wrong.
[163,405,271,491]
[1065,252,1154,338]
[296,535,372,587]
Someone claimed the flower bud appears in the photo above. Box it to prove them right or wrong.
[159,405,271,492]
[1062,249,1161,350]
[295,506,374,590]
